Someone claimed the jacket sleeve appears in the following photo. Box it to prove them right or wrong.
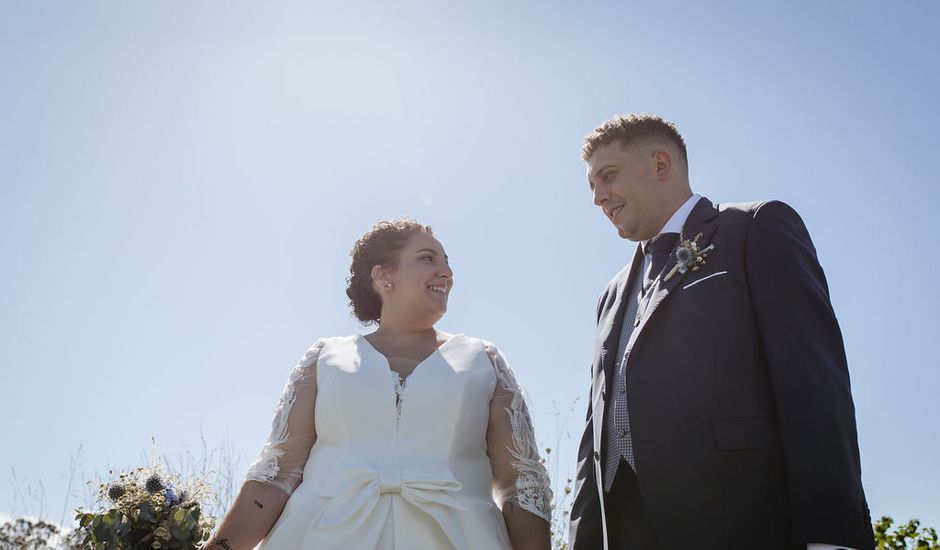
[568,379,603,550]
[745,201,872,549]
[569,289,609,549]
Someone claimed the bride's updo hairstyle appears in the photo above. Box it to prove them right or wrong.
[346,218,434,324]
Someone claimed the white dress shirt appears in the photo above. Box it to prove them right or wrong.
[643,193,702,248]
[639,193,701,274]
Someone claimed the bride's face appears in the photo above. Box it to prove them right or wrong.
[377,232,454,322]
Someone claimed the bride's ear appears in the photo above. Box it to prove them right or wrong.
[372,265,393,291]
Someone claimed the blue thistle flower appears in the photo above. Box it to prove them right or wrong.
[145,474,164,494]
[164,482,179,506]
[676,246,692,265]
[107,483,126,501]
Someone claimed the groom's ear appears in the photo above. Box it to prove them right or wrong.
[653,149,673,181]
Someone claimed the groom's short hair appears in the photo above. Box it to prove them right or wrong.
[582,114,688,165]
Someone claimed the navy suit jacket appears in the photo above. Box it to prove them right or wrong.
[569,198,873,550]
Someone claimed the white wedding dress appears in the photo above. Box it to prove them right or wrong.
[243,333,552,550]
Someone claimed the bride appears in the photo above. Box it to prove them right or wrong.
[205,219,552,549]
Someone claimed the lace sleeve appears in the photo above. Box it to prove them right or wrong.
[483,342,552,523]
[244,340,324,495]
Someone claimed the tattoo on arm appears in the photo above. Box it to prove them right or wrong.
[253,499,264,509]
[215,539,233,550]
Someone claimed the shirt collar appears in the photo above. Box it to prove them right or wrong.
[641,193,702,253]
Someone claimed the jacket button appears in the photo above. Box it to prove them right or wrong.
[594,451,600,461]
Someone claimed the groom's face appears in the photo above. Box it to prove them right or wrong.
[587,140,668,242]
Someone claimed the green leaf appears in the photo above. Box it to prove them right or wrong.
[113,512,132,538]
[139,502,158,524]
[79,512,95,527]
[92,517,112,541]
[167,507,200,542]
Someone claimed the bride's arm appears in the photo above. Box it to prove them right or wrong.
[483,343,552,550]
[205,341,324,549]
[203,481,289,550]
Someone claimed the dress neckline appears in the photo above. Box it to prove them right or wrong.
[357,332,464,386]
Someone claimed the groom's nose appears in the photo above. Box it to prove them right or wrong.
[593,186,608,207]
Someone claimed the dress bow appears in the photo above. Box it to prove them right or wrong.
[315,459,469,549]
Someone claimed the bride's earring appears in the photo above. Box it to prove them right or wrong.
[384,283,393,289]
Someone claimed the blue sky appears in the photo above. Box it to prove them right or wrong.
[2,0,938,533]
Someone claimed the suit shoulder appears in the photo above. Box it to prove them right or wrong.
[717,199,800,217]
[716,200,804,229]
[593,262,632,319]
[605,262,632,290]
[598,262,632,300]
[722,200,814,252]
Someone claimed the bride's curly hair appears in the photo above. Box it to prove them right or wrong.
[346,218,434,324]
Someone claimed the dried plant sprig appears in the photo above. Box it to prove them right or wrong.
[664,232,715,282]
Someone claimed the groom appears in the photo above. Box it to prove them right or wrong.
[568,114,873,550]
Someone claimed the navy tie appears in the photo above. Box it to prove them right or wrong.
[642,232,680,295]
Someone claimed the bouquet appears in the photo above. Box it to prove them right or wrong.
[72,465,216,549]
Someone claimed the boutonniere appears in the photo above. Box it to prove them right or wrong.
[664,232,715,282]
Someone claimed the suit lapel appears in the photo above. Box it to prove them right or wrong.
[593,243,644,455]
[624,197,720,359]
[598,244,644,383]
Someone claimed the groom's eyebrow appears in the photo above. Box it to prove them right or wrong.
[588,164,614,190]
